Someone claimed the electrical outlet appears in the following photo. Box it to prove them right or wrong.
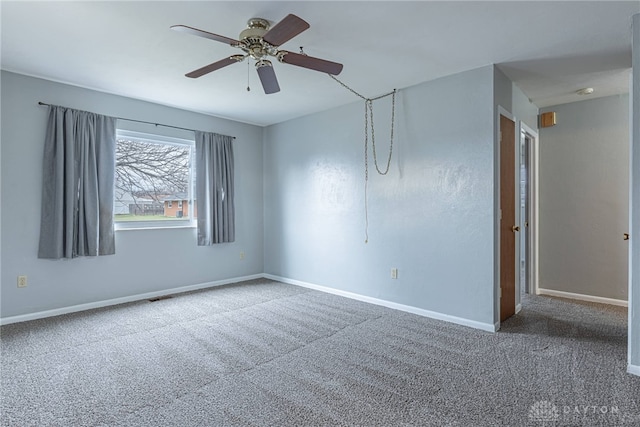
[391,268,398,279]
[239,251,245,260]
[17,275,28,288]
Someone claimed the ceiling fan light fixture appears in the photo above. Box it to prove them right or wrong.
[576,87,594,95]
[255,59,273,69]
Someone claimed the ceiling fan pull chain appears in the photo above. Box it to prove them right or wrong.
[246,60,251,91]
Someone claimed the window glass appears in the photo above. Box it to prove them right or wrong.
[114,130,195,229]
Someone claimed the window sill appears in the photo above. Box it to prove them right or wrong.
[115,224,196,232]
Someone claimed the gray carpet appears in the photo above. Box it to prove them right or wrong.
[1,279,639,426]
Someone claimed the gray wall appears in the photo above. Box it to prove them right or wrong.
[630,13,639,370]
[264,66,497,327]
[494,67,539,131]
[0,71,264,318]
[539,95,629,301]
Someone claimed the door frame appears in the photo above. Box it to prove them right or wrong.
[519,122,539,301]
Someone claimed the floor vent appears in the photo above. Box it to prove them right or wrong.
[148,295,174,302]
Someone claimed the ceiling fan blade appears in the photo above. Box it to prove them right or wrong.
[171,25,239,45]
[262,14,310,46]
[186,56,239,78]
[256,61,280,94]
[279,51,343,75]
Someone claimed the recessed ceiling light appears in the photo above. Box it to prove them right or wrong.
[576,87,594,95]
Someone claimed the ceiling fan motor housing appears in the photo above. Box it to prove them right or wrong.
[239,18,274,59]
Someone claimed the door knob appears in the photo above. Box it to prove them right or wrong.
[512,225,520,232]
[624,233,630,241]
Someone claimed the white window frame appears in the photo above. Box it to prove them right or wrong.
[114,130,195,231]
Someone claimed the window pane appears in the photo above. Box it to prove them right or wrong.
[114,132,194,226]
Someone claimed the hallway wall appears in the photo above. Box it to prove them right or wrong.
[539,95,630,303]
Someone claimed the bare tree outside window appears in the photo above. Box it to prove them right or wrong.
[114,135,194,223]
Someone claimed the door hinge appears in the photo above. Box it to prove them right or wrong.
[499,288,502,298]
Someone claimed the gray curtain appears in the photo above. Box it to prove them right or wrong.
[195,131,235,245]
[38,106,116,259]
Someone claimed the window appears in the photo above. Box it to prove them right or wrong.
[114,130,195,229]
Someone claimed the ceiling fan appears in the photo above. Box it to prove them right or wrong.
[171,14,343,94]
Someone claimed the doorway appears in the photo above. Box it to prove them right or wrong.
[519,124,538,299]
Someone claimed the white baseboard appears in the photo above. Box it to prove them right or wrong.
[537,288,628,307]
[628,364,640,377]
[0,274,263,326]
[264,274,498,333]
[516,303,522,314]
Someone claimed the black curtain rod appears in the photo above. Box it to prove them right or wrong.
[37,102,235,139]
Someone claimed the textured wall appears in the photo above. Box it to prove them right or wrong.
[538,95,630,300]
[630,13,640,370]
[264,66,497,327]
[494,67,539,131]
[0,72,264,318]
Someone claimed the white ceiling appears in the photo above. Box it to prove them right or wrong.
[1,1,638,126]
